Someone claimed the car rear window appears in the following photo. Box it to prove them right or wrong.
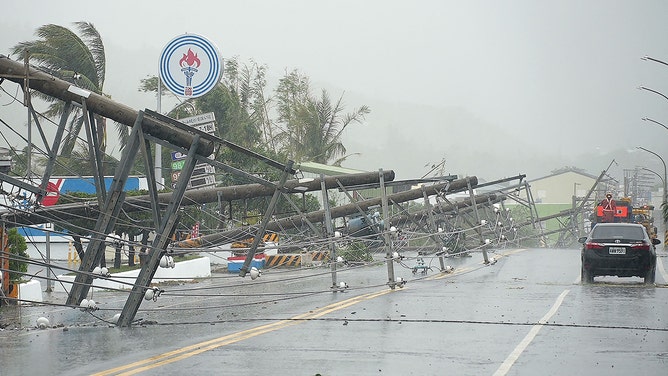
[592,226,645,240]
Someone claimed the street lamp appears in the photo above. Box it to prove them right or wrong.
[641,55,668,67]
[638,86,668,102]
[637,146,667,249]
[639,55,668,248]
[640,167,665,189]
[641,117,668,132]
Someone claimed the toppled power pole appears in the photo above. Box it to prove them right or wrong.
[0,171,396,227]
[173,176,479,249]
[0,55,214,157]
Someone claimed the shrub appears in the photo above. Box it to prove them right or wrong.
[6,228,28,282]
[339,241,372,262]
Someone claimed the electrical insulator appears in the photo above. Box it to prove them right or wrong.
[250,267,261,280]
[36,317,50,329]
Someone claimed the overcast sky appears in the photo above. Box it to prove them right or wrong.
[1,1,668,182]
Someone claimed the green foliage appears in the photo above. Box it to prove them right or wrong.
[503,205,542,247]
[443,230,467,254]
[51,191,98,236]
[7,147,28,177]
[36,141,119,177]
[12,22,109,156]
[8,24,372,257]
[139,60,369,170]
[140,57,272,153]
[339,241,372,262]
[275,70,369,165]
[6,228,29,282]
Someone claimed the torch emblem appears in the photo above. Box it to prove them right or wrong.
[159,33,222,99]
[179,48,201,96]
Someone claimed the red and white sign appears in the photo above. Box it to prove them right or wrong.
[192,221,200,238]
[41,179,63,206]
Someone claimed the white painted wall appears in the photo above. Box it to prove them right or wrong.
[17,279,43,304]
[53,256,211,294]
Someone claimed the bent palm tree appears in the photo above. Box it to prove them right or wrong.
[12,22,111,156]
[276,70,369,165]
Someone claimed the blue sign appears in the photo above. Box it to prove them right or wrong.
[171,151,187,161]
[56,177,143,195]
[159,34,222,98]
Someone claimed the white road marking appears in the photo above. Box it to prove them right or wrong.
[493,289,570,376]
[657,256,667,283]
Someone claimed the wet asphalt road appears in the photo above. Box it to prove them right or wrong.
[1,247,667,376]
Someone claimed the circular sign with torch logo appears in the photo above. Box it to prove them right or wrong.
[159,33,222,98]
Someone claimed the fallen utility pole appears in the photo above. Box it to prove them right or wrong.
[0,171,396,227]
[390,192,502,228]
[137,170,396,207]
[172,176,478,249]
[0,55,214,157]
[514,208,578,228]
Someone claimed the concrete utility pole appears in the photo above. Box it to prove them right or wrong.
[391,192,502,227]
[379,169,396,288]
[319,174,338,290]
[237,161,294,277]
[0,54,295,311]
[0,55,214,158]
[172,176,479,249]
[0,171,396,227]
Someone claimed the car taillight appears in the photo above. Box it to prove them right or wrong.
[631,243,650,251]
[585,242,604,250]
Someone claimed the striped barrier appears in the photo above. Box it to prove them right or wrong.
[264,251,331,268]
[310,251,330,262]
[265,254,302,268]
[232,233,280,249]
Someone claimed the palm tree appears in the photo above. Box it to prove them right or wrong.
[35,140,119,176]
[138,57,276,187]
[275,70,369,165]
[11,22,110,157]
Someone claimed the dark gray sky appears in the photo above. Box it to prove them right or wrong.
[1,1,668,181]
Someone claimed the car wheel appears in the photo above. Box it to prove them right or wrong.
[644,266,656,284]
[581,264,594,284]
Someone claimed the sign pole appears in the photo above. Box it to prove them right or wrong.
[159,33,222,190]
[155,77,163,189]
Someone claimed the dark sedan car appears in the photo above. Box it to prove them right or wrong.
[579,223,660,284]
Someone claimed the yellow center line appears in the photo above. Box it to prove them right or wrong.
[93,289,392,376]
[96,249,530,375]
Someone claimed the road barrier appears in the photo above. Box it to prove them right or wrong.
[67,242,80,265]
[265,254,301,267]
[264,251,330,268]
[310,251,330,262]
